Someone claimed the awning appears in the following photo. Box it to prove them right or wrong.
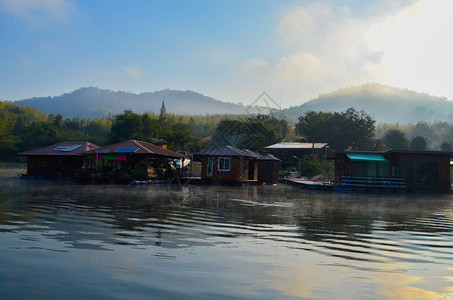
[346,153,388,162]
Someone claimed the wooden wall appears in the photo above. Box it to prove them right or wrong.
[200,156,257,182]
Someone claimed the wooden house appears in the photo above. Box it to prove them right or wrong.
[257,154,281,185]
[82,140,186,183]
[330,150,453,192]
[386,150,452,191]
[195,146,260,183]
[18,142,100,178]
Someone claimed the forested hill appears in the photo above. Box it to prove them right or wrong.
[284,83,453,124]
[12,83,453,124]
[14,87,248,119]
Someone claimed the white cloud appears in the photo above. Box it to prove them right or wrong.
[368,0,453,97]
[242,59,270,70]
[122,66,142,77]
[0,0,76,23]
[239,0,453,106]
[276,2,336,47]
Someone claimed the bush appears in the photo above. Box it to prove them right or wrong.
[298,155,323,177]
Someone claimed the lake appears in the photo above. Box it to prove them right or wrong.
[1,175,452,299]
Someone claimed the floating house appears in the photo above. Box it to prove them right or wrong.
[330,150,453,192]
[195,146,258,183]
[265,142,329,168]
[257,154,281,185]
[18,141,100,178]
[81,140,187,183]
[195,146,280,184]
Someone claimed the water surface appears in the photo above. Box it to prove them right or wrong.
[1,176,452,299]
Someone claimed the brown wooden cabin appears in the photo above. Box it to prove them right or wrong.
[81,140,186,183]
[257,154,281,185]
[330,150,453,192]
[18,142,100,178]
[195,146,260,184]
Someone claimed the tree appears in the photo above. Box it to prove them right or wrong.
[213,118,278,151]
[295,111,331,143]
[410,136,427,150]
[142,113,160,139]
[108,110,144,143]
[157,100,168,136]
[382,129,409,150]
[0,114,18,160]
[248,114,290,140]
[295,108,376,150]
[298,154,322,177]
[440,141,452,151]
[164,122,193,151]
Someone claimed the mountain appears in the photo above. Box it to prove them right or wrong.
[284,83,453,124]
[13,84,453,124]
[15,87,250,119]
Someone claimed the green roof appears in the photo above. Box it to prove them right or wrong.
[346,153,388,162]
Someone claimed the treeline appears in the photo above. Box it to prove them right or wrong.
[295,108,453,151]
[106,104,291,152]
[376,122,453,151]
[0,101,112,161]
[4,98,453,164]
[0,101,291,162]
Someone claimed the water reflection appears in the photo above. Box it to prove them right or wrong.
[1,177,453,299]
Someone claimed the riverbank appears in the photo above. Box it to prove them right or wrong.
[0,163,26,177]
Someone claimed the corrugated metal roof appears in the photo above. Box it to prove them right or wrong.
[18,142,100,156]
[85,140,186,158]
[265,142,328,149]
[195,146,256,157]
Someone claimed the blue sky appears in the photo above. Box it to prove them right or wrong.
[1,0,452,108]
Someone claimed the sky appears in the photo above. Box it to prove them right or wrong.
[1,0,453,108]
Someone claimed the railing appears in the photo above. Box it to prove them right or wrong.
[340,176,406,190]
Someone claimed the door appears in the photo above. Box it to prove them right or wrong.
[207,157,213,176]
[248,160,255,180]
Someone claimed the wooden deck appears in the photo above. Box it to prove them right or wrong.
[281,178,335,190]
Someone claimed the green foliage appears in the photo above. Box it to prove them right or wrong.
[295,108,376,150]
[212,115,288,151]
[248,114,290,141]
[0,101,112,162]
[375,121,453,151]
[440,141,452,151]
[163,122,194,151]
[410,136,427,150]
[9,93,453,166]
[382,128,409,150]
[108,110,144,143]
[298,154,322,177]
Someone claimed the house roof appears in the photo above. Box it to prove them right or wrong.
[265,142,329,150]
[18,142,100,156]
[195,145,258,158]
[240,149,263,159]
[85,140,186,158]
[386,149,453,156]
[259,154,281,161]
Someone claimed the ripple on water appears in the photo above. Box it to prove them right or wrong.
[1,179,453,298]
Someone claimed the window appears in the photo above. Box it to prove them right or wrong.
[218,157,231,171]
[207,157,213,176]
